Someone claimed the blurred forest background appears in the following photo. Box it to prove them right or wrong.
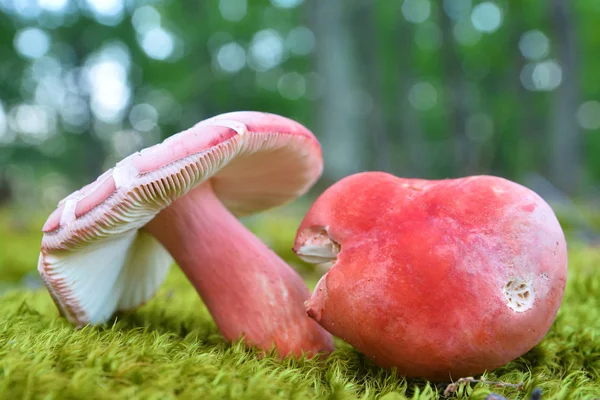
[0,0,600,217]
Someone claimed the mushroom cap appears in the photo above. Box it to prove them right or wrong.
[294,172,568,380]
[39,111,323,326]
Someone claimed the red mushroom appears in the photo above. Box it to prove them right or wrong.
[38,111,334,358]
[294,172,567,380]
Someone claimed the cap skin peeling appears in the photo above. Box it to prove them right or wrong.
[38,111,334,359]
[295,226,340,265]
[293,172,568,380]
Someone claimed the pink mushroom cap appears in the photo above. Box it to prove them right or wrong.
[39,111,334,358]
[294,172,568,379]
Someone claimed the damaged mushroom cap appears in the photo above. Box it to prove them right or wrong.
[294,172,568,379]
[39,111,323,328]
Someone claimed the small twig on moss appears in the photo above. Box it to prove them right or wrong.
[485,394,508,400]
[443,376,524,397]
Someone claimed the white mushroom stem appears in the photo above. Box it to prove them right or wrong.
[144,182,333,356]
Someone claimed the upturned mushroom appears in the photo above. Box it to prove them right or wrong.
[294,172,567,380]
[38,111,334,358]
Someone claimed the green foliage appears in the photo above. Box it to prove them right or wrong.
[1,0,599,207]
[0,211,599,399]
[0,210,44,287]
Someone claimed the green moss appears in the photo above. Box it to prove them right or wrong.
[0,210,599,399]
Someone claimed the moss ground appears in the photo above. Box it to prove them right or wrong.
[0,210,599,400]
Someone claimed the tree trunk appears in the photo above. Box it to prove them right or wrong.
[309,0,366,181]
[549,0,581,195]
[74,35,105,182]
[396,8,426,177]
[351,1,391,172]
[439,9,470,177]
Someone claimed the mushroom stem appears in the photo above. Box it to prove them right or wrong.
[144,182,333,357]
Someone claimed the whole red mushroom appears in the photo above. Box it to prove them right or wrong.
[294,172,568,381]
[38,111,334,359]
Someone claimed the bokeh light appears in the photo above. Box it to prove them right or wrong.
[519,30,550,61]
[577,101,600,130]
[140,28,176,61]
[286,26,315,56]
[37,0,69,12]
[14,28,50,59]
[9,104,56,144]
[270,0,303,9]
[216,42,246,74]
[277,72,306,100]
[129,104,158,132]
[402,0,431,24]
[12,0,42,19]
[85,0,124,25]
[408,82,438,111]
[111,129,143,158]
[84,52,131,122]
[219,0,247,21]
[248,29,284,72]
[132,5,161,33]
[471,2,502,33]
[533,60,562,91]
[443,0,472,21]
[520,60,563,91]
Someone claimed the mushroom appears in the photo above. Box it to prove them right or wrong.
[38,111,334,358]
[293,172,567,380]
